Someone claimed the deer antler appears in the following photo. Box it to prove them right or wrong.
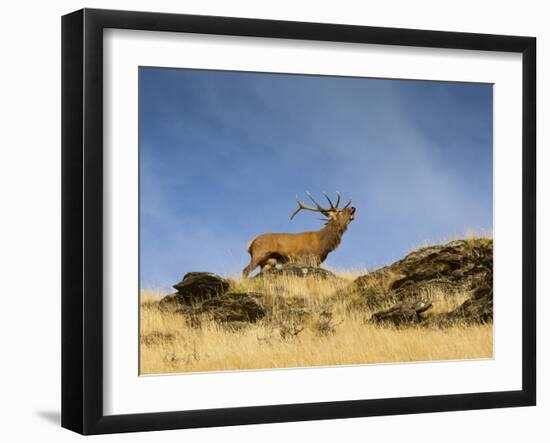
[322,191,343,209]
[323,192,335,209]
[290,194,329,220]
[306,192,331,212]
[290,192,352,219]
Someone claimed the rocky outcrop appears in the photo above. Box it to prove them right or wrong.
[436,284,493,325]
[160,272,230,306]
[199,292,266,323]
[389,239,492,292]
[348,239,492,309]
[349,239,494,326]
[370,285,493,327]
[159,273,266,327]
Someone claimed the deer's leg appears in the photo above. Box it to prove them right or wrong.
[242,253,264,279]
[242,261,256,279]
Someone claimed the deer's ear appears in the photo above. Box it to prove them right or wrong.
[326,210,339,219]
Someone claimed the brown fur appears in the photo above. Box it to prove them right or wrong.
[242,207,355,278]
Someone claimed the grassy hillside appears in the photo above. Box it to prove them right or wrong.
[140,238,493,374]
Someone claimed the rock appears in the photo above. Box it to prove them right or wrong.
[158,293,183,310]
[255,264,339,280]
[389,239,492,292]
[443,284,493,324]
[199,292,266,323]
[370,300,433,326]
[393,278,464,301]
[347,267,399,308]
[161,272,230,306]
[346,239,493,309]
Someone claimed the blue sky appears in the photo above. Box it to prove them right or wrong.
[139,67,493,289]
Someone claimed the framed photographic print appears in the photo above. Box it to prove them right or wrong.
[61,8,536,435]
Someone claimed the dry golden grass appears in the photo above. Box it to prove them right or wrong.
[140,269,493,375]
[411,228,493,252]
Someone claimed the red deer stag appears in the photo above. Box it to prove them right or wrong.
[242,192,356,278]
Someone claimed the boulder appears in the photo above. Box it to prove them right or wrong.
[199,292,266,323]
[389,239,492,292]
[160,272,230,306]
[442,284,493,324]
[346,239,493,309]
[347,267,398,308]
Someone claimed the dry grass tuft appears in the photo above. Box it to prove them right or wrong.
[411,228,493,252]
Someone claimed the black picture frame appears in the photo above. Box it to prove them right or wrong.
[61,8,536,435]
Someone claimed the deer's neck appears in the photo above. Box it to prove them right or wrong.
[318,220,348,254]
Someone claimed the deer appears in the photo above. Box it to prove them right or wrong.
[242,192,356,278]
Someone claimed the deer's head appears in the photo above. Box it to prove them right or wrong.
[290,192,356,228]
